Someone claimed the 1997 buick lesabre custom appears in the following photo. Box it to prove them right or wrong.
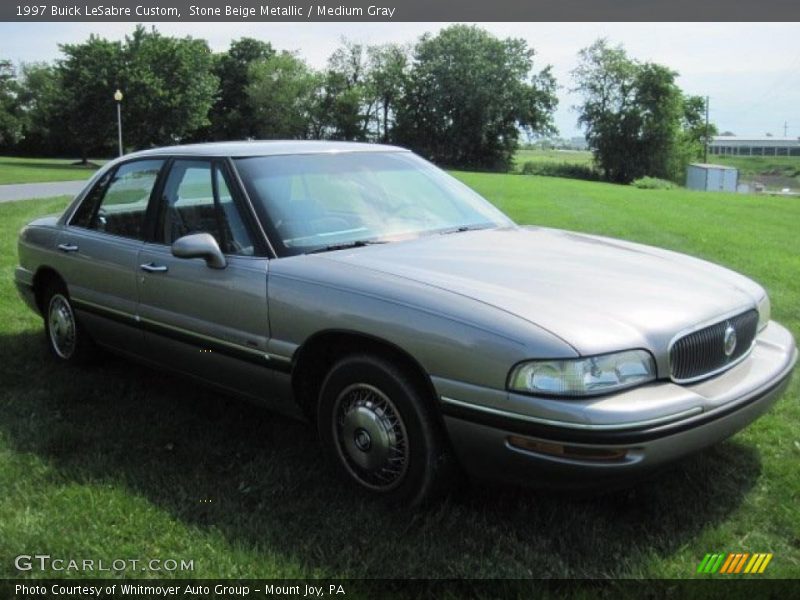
[15,141,797,504]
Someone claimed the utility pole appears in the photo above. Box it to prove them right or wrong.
[784,121,789,137]
[704,96,710,163]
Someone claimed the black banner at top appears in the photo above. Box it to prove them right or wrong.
[3,0,800,22]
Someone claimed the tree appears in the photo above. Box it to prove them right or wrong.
[679,95,717,165]
[572,40,639,183]
[57,36,125,161]
[366,43,409,142]
[632,62,685,180]
[206,38,274,140]
[15,62,66,155]
[0,59,22,149]
[247,51,319,139]
[121,26,218,148]
[56,26,217,160]
[318,39,373,140]
[394,25,557,170]
[303,40,408,143]
[573,39,714,184]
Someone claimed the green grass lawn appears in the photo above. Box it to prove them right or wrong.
[0,175,798,581]
[0,156,104,185]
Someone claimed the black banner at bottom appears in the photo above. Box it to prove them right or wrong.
[2,579,799,600]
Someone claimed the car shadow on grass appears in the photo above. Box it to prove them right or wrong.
[0,330,764,579]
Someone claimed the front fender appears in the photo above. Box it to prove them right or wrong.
[267,255,577,390]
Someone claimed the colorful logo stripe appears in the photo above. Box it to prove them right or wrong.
[697,553,773,574]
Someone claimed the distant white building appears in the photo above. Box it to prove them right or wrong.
[709,135,800,157]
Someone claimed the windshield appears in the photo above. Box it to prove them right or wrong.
[233,151,513,255]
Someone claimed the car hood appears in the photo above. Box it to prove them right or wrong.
[319,226,763,356]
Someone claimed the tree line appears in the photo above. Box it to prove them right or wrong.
[0,26,713,183]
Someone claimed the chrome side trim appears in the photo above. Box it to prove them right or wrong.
[440,395,703,432]
[138,316,269,359]
[72,297,292,365]
[74,297,138,323]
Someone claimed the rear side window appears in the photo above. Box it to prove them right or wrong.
[71,160,164,240]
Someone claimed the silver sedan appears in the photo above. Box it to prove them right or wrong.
[15,141,797,504]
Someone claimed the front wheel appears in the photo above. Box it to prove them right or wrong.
[317,354,460,505]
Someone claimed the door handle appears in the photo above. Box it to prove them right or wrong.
[57,243,79,253]
[140,262,168,273]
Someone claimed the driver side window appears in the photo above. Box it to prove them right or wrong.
[158,160,255,256]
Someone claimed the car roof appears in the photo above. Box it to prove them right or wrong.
[126,140,410,159]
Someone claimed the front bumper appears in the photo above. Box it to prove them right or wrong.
[437,321,797,487]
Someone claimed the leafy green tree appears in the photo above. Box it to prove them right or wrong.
[366,43,409,143]
[15,62,66,155]
[56,26,217,160]
[680,95,717,163]
[121,26,218,148]
[57,36,125,161]
[0,59,22,149]
[206,38,274,140]
[316,72,367,141]
[306,40,408,143]
[394,25,557,170]
[573,39,714,184]
[632,62,685,181]
[319,39,373,140]
[247,51,319,139]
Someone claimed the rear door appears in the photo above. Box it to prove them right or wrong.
[58,158,166,355]
[136,158,288,406]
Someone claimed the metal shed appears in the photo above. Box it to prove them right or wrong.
[686,163,739,192]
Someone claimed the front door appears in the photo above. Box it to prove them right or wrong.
[136,158,287,407]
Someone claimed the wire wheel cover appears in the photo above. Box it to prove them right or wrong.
[48,294,76,359]
[333,383,410,490]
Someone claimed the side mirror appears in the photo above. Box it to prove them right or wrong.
[171,233,227,269]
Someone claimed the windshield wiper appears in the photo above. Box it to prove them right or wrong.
[306,240,388,254]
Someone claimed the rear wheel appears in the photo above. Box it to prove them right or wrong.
[318,353,459,505]
[43,282,94,364]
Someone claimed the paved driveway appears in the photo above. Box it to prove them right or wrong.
[0,180,86,203]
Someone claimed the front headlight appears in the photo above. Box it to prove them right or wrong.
[508,349,656,397]
[757,294,770,332]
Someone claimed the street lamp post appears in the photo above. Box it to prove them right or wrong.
[114,89,123,157]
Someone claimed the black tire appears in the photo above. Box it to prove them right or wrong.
[317,353,460,506]
[42,281,95,364]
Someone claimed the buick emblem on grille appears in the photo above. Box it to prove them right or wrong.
[723,324,737,357]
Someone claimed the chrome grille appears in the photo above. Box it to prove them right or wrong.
[669,310,759,382]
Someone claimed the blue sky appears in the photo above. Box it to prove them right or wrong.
[2,22,798,139]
